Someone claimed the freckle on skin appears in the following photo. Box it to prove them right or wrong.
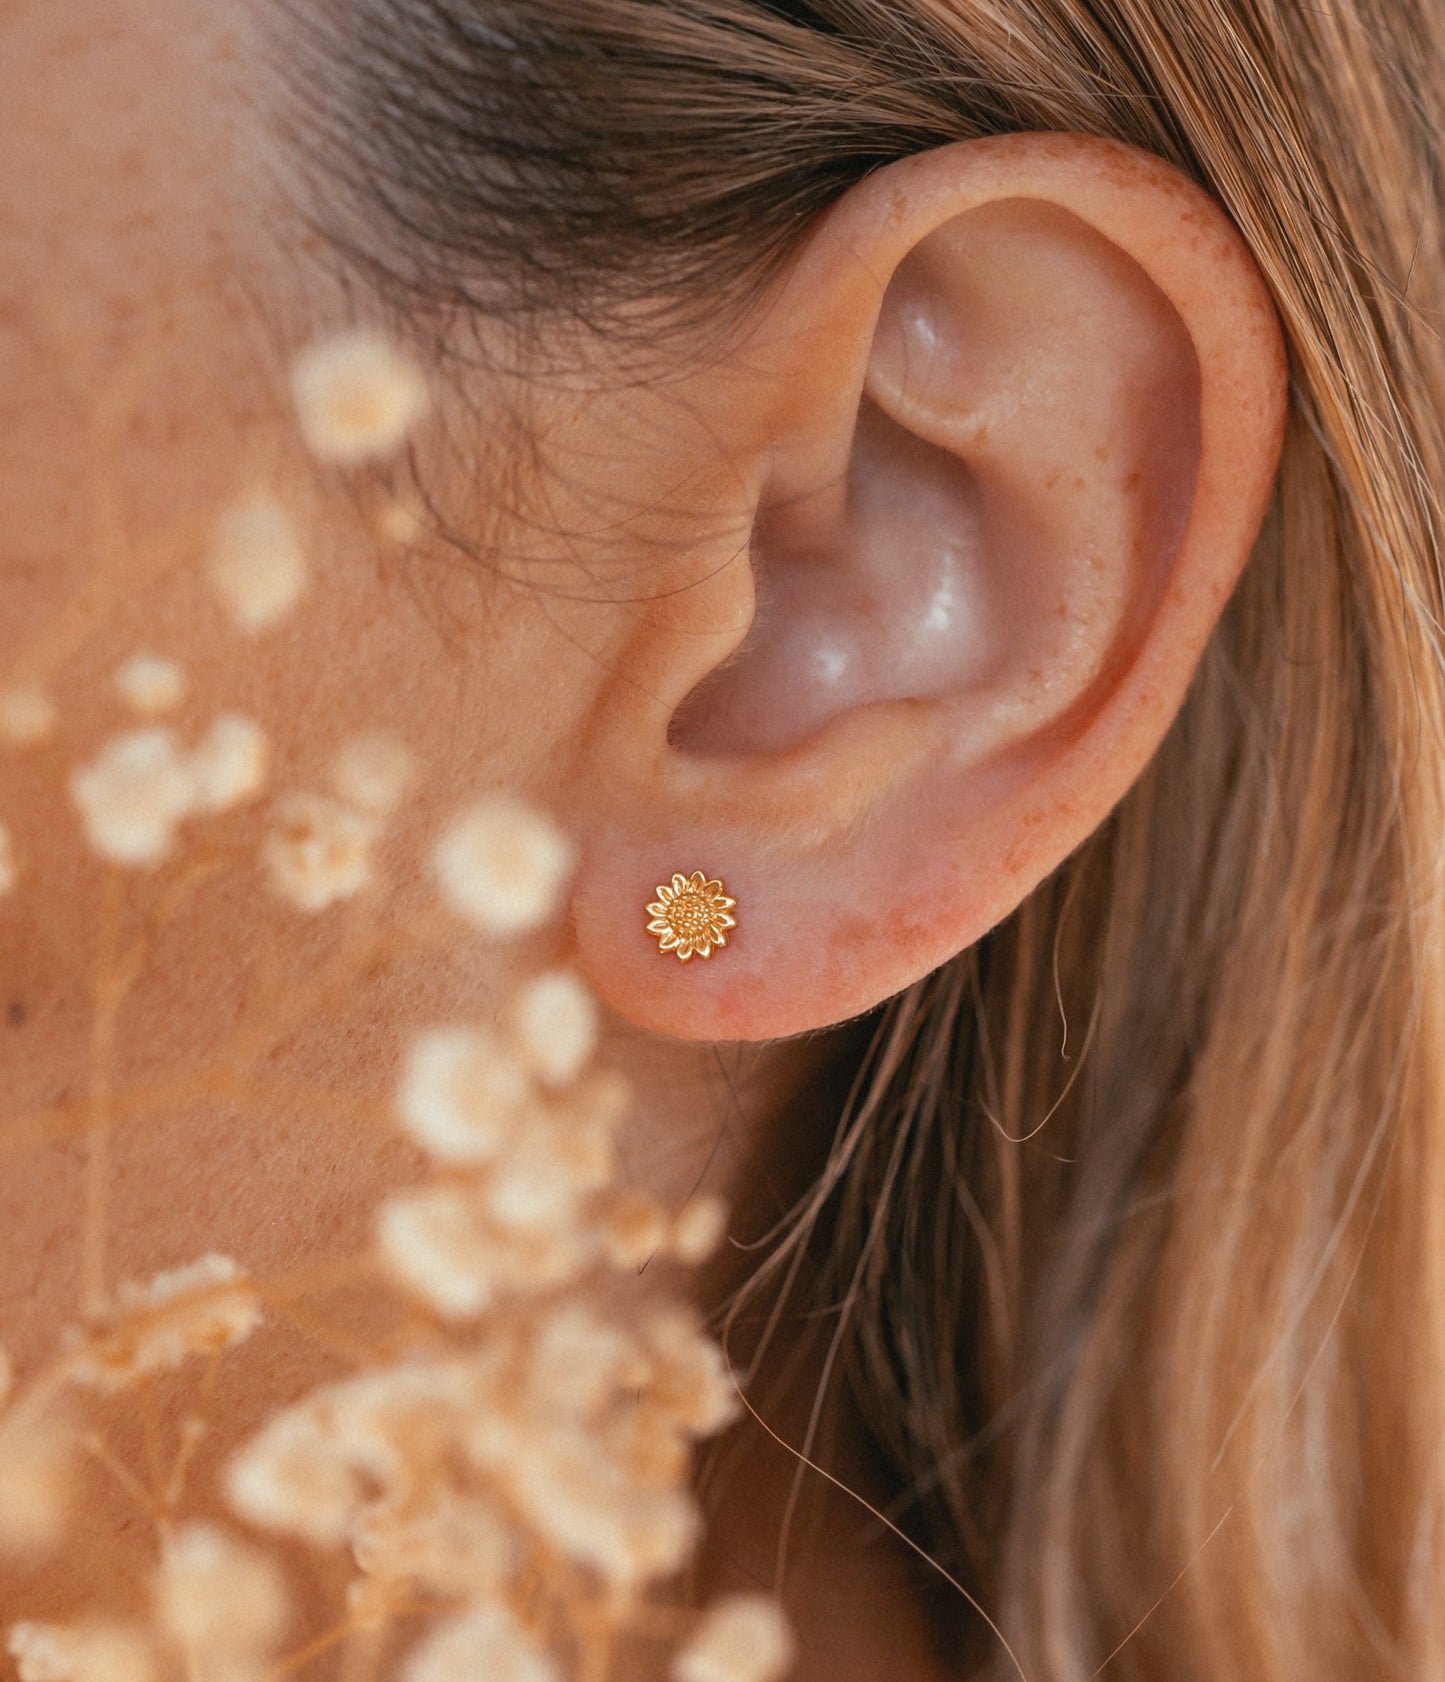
[7,1001,27,1027]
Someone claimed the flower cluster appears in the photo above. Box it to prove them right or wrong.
[0,327,794,1682]
[9,1521,288,1682]
[64,1255,262,1393]
[223,787,755,1671]
[69,714,268,866]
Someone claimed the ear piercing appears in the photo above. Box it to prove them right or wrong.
[646,871,738,961]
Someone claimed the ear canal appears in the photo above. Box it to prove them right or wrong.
[669,393,993,755]
[670,197,1202,761]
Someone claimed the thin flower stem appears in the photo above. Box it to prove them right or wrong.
[114,847,239,980]
[82,1428,163,1525]
[162,1413,209,1518]
[337,1617,388,1682]
[269,1618,359,1681]
[138,1374,167,1500]
[80,869,125,1319]
[0,1073,392,1157]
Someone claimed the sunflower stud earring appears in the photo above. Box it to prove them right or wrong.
[646,870,738,961]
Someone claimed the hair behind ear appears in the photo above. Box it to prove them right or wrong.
[710,5,1445,1681]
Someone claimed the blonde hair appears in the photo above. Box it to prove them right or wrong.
[296,0,1445,1672]
[773,6,1445,1677]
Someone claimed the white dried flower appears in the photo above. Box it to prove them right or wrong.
[291,330,430,466]
[352,1488,514,1598]
[483,1068,628,1231]
[669,1195,730,1265]
[7,1624,156,1682]
[262,791,376,911]
[481,1107,614,1233]
[206,493,308,632]
[401,1604,557,1682]
[672,1596,796,1682]
[188,715,268,812]
[230,1363,487,1552]
[0,688,57,746]
[397,1026,534,1164]
[508,968,598,1086]
[528,1304,643,1418]
[433,795,575,935]
[603,1190,671,1269]
[638,1306,741,1438]
[449,1300,724,1585]
[114,655,184,717]
[69,1255,261,1391]
[0,1412,72,1553]
[377,1184,592,1319]
[69,727,194,866]
[225,1407,361,1547]
[330,731,414,816]
[493,1419,698,1585]
[155,1524,287,1660]
[0,821,15,896]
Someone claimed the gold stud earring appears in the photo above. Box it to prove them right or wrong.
[646,870,738,962]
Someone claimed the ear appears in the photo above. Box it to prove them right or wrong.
[567,133,1287,1042]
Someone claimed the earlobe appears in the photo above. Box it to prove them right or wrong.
[568,133,1288,1042]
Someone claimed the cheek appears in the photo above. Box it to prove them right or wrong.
[0,0,292,671]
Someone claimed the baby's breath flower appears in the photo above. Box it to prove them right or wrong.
[672,1596,796,1682]
[400,1604,557,1682]
[494,1420,698,1586]
[230,1362,484,1550]
[225,1406,361,1547]
[0,1412,73,1553]
[154,1524,288,1662]
[330,730,415,816]
[352,1487,515,1598]
[433,796,575,936]
[68,1254,261,1391]
[528,1304,642,1418]
[0,820,15,896]
[602,1190,670,1269]
[262,791,376,911]
[475,1069,626,1237]
[113,654,184,717]
[291,330,430,466]
[638,1307,741,1438]
[398,1026,534,1164]
[669,1195,730,1265]
[69,727,194,865]
[481,1108,614,1234]
[377,1184,592,1319]
[206,493,308,633]
[0,688,57,746]
[508,969,598,1086]
[188,714,269,813]
[7,1623,156,1682]
[450,1300,722,1586]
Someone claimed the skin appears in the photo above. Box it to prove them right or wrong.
[0,0,1286,1675]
